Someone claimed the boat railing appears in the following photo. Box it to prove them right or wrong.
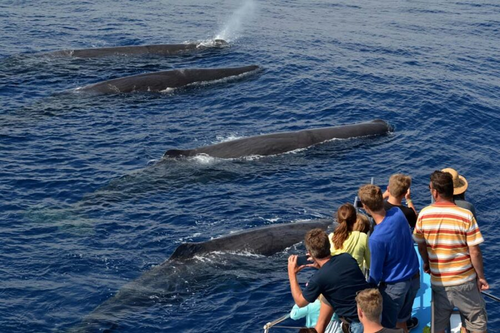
[482,291,500,303]
[263,314,305,333]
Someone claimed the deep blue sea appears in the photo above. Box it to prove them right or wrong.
[1,0,499,332]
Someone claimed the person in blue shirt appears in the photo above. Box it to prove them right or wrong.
[290,298,321,328]
[358,184,420,332]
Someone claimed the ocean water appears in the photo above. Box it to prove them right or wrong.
[1,0,499,332]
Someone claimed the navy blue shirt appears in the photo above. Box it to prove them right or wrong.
[302,253,372,321]
[369,207,419,285]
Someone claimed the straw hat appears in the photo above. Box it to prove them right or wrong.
[441,168,468,195]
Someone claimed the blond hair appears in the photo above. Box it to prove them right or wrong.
[358,184,384,211]
[388,174,412,198]
[353,214,370,234]
[356,288,383,323]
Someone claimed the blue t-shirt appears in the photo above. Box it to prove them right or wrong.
[302,253,372,321]
[369,207,419,284]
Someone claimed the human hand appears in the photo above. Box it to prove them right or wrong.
[383,188,390,199]
[305,252,319,269]
[288,255,304,275]
[477,278,489,291]
[423,262,430,274]
[405,188,412,200]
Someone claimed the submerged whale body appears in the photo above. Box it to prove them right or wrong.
[164,119,392,159]
[48,39,228,58]
[67,219,331,332]
[76,65,260,94]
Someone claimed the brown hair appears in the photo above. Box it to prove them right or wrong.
[356,288,383,323]
[358,184,384,211]
[388,174,412,198]
[431,170,454,199]
[305,228,331,259]
[353,214,370,234]
[332,203,357,250]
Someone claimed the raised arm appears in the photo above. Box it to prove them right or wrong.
[288,255,310,307]
[405,189,418,216]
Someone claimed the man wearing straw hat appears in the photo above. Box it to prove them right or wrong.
[441,167,477,219]
[414,170,488,333]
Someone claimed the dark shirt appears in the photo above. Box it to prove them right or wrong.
[302,253,372,321]
[455,199,477,220]
[376,328,404,332]
[384,201,416,229]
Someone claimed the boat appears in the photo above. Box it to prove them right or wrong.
[263,187,498,333]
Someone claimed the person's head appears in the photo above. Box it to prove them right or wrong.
[441,167,468,197]
[332,203,357,250]
[430,170,454,200]
[356,288,383,324]
[358,184,384,212]
[353,213,371,234]
[387,174,412,198]
[304,228,331,260]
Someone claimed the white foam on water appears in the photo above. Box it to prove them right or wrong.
[190,154,217,164]
[159,87,176,93]
[216,134,243,142]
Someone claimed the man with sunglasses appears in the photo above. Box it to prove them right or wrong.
[414,170,488,333]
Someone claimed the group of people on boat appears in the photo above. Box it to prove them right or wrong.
[286,168,488,333]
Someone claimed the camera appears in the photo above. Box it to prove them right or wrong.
[296,255,311,266]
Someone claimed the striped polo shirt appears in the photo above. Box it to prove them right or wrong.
[413,202,484,287]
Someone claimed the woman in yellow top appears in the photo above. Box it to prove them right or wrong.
[329,203,370,272]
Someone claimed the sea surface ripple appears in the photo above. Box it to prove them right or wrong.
[1,0,499,332]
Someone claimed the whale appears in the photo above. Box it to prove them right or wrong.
[67,219,331,332]
[164,119,392,159]
[48,39,228,58]
[76,65,260,94]
[168,218,331,260]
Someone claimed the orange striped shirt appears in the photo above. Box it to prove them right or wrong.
[413,202,483,286]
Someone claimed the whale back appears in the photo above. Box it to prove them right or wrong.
[48,40,228,58]
[168,219,332,261]
[78,65,260,94]
[164,119,391,159]
[50,43,199,58]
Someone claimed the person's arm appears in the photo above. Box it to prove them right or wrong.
[288,255,309,307]
[413,216,429,273]
[315,301,334,333]
[469,245,489,291]
[364,234,371,269]
[405,189,418,216]
[290,304,309,320]
[383,187,390,200]
[417,241,430,274]
[368,239,383,285]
